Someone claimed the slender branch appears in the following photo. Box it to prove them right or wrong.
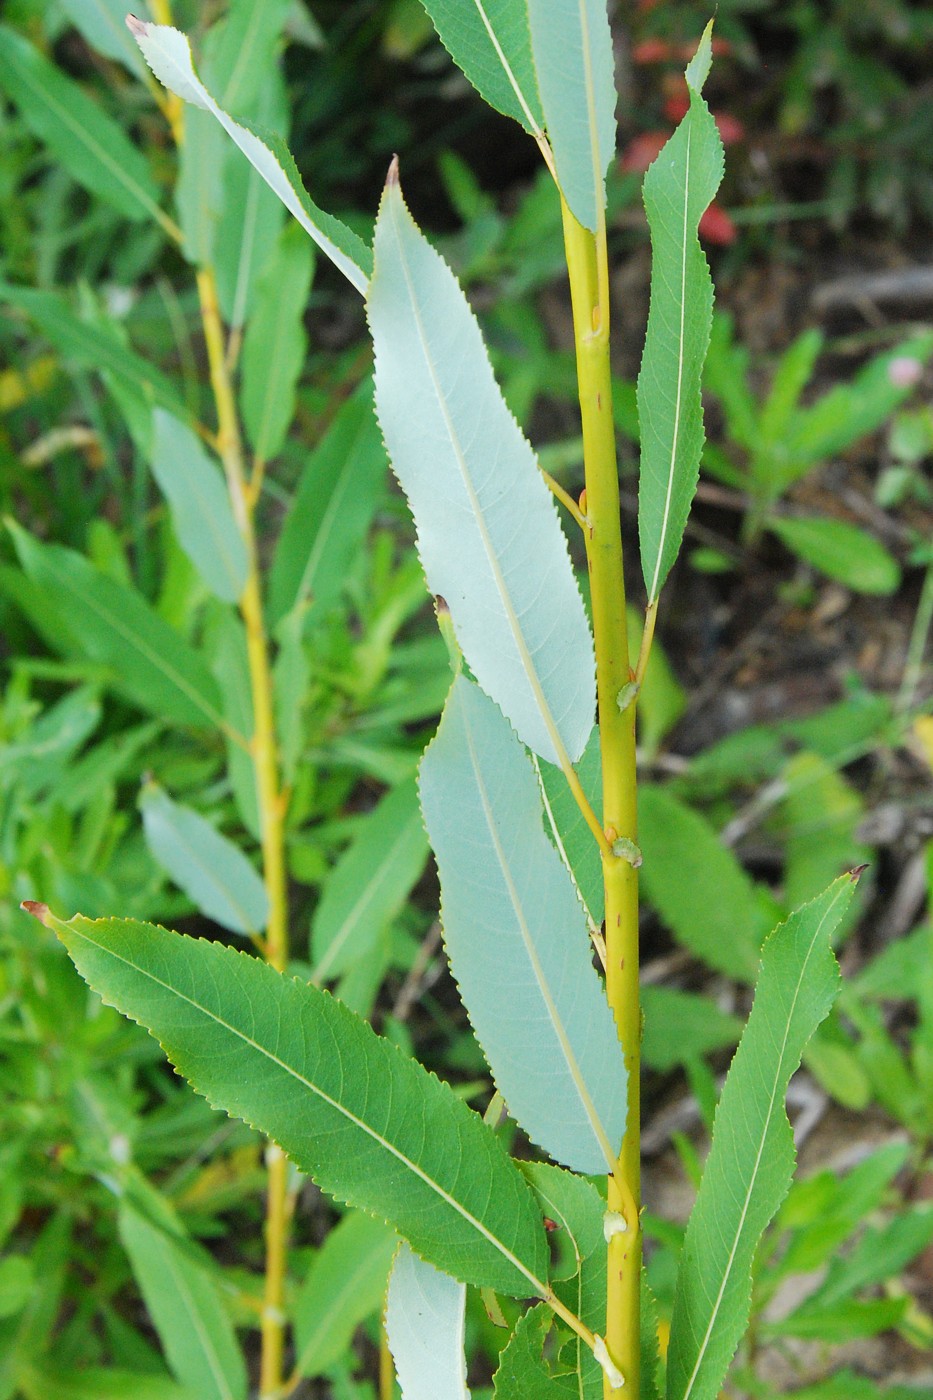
[561,196,641,1397]
[150,8,292,1380]
[541,466,587,529]
[635,598,659,687]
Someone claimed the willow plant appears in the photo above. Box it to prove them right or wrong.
[25,6,863,1398]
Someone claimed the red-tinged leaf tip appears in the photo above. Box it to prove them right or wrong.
[21,900,51,925]
[125,15,147,37]
[386,155,400,187]
[849,863,870,883]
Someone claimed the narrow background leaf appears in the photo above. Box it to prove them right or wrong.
[61,0,150,78]
[150,410,248,604]
[767,516,901,596]
[140,784,268,936]
[312,774,428,982]
[267,383,388,627]
[638,25,724,603]
[386,1244,471,1400]
[8,524,224,731]
[368,175,595,765]
[420,677,626,1174]
[0,25,163,225]
[119,1200,246,1400]
[241,223,315,461]
[666,875,858,1400]
[293,1212,397,1379]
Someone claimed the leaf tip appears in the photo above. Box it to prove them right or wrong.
[125,14,148,38]
[849,863,870,883]
[685,19,714,93]
[386,154,400,188]
[21,899,51,927]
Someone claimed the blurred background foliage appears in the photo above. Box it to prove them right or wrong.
[1,0,932,1396]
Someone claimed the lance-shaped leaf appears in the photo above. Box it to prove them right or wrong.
[150,410,248,604]
[119,1200,246,1400]
[293,1211,397,1379]
[127,19,372,293]
[665,873,860,1400]
[140,784,268,937]
[369,172,595,766]
[61,0,150,79]
[386,1245,471,1400]
[420,677,625,1174]
[241,223,315,462]
[268,382,388,627]
[8,524,224,732]
[417,0,543,136]
[526,0,617,233]
[38,910,550,1298]
[637,24,724,604]
[0,25,163,226]
[493,1306,578,1397]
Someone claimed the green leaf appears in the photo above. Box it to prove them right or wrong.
[292,1211,397,1378]
[523,1163,606,1399]
[208,611,259,838]
[537,727,604,928]
[19,1367,196,1400]
[781,1370,933,1400]
[60,0,149,77]
[0,25,163,225]
[272,605,309,785]
[140,784,268,936]
[665,874,859,1400]
[785,333,933,467]
[766,1296,907,1343]
[150,410,248,604]
[493,1306,578,1398]
[767,516,901,595]
[637,23,724,604]
[128,20,372,292]
[638,785,771,983]
[46,912,550,1297]
[526,0,616,232]
[311,775,428,981]
[8,524,225,732]
[0,284,186,418]
[756,328,824,450]
[268,382,388,627]
[119,1200,246,1400]
[640,987,741,1073]
[778,751,871,913]
[386,1244,471,1400]
[805,1205,933,1310]
[419,677,625,1175]
[0,1261,32,1321]
[416,0,543,135]
[176,106,226,268]
[212,76,288,327]
[241,223,315,460]
[368,174,595,765]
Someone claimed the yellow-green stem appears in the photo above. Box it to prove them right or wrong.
[561,197,641,1397]
[148,7,291,1389]
[198,267,291,1396]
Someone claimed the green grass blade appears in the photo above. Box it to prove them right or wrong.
[368,171,595,765]
[43,912,550,1298]
[637,24,724,603]
[386,1244,471,1400]
[128,19,372,293]
[150,410,248,604]
[526,0,616,232]
[420,678,625,1174]
[417,0,543,135]
[0,25,163,224]
[665,873,860,1400]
